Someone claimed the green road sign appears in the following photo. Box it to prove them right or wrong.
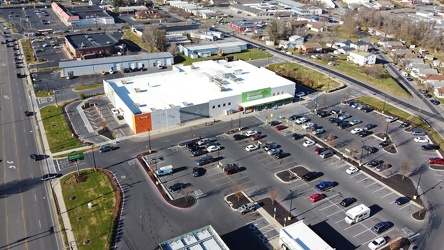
[68,152,84,162]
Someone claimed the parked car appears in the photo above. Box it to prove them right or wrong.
[346,166,359,174]
[414,137,429,143]
[375,163,392,172]
[365,123,377,130]
[111,108,119,116]
[431,99,440,105]
[275,125,286,131]
[233,134,246,140]
[250,134,263,141]
[30,154,43,161]
[358,130,372,137]
[337,121,351,129]
[349,119,362,126]
[245,130,258,137]
[367,160,384,167]
[291,133,303,140]
[275,151,290,159]
[303,140,315,147]
[224,163,240,175]
[191,149,207,157]
[267,148,282,155]
[314,147,327,155]
[429,157,444,165]
[312,129,325,135]
[302,172,320,182]
[329,118,341,124]
[295,117,308,124]
[361,106,374,113]
[207,145,221,152]
[302,122,315,130]
[368,237,387,250]
[315,181,335,191]
[411,130,426,136]
[168,183,190,192]
[245,144,259,151]
[400,121,411,128]
[40,173,61,181]
[237,202,256,214]
[338,113,352,120]
[269,120,280,126]
[351,128,363,134]
[99,145,115,153]
[309,193,323,202]
[395,196,411,205]
[197,138,211,146]
[263,142,278,151]
[340,197,357,207]
[193,167,201,177]
[379,140,390,148]
[316,110,328,118]
[371,221,392,234]
[386,116,398,123]
[363,146,378,153]
[422,144,440,150]
[288,115,301,121]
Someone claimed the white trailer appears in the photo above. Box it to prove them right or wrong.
[345,204,370,224]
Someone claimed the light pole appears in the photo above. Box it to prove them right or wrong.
[384,121,390,141]
[359,140,365,166]
[148,129,152,153]
[382,94,387,114]
[92,145,96,169]
[414,170,423,200]
[288,189,293,221]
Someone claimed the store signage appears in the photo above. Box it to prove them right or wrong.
[242,88,271,102]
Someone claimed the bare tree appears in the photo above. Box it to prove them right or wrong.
[79,77,84,86]
[268,187,279,205]
[349,142,359,159]
[389,239,401,250]
[141,25,167,53]
[399,160,412,180]
[326,133,337,147]
[183,186,193,202]
[167,43,179,57]
[233,184,245,201]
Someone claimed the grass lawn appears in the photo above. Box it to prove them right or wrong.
[73,83,103,91]
[267,62,342,92]
[35,90,53,98]
[176,49,272,65]
[61,170,116,250]
[122,30,146,50]
[335,25,360,41]
[40,105,85,153]
[21,40,37,64]
[318,59,412,98]
[356,96,444,147]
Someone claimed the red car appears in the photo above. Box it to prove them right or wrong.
[314,147,327,155]
[429,157,444,165]
[275,125,286,131]
[250,134,263,141]
[309,193,323,203]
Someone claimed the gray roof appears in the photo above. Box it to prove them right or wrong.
[230,4,263,14]
[59,52,173,68]
[159,24,200,33]
[66,33,119,49]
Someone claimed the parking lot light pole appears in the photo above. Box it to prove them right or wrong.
[359,140,365,166]
[288,189,293,221]
[384,121,390,141]
[414,170,423,200]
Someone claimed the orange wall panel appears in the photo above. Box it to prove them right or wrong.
[133,113,152,134]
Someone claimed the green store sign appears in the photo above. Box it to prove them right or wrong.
[242,88,271,102]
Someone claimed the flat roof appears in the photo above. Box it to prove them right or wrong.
[159,225,229,250]
[65,33,119,49]
[280,220,334,250]
[181,41,246,51]
[105,60,295,115]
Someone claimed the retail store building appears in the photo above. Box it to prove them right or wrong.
[103,60,295,134]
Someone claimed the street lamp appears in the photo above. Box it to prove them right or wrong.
[148,129,152,153]
[384,121,390,141]
[359,140,365,166]
[92,145,96,169]
[382,94,387,114]
[288,189,293,221]
[414,170,423,200]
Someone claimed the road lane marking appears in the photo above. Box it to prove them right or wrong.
[364,182,377,188]
[356,177,368,183]
[380,192,393,198]
[372,187,385,193]
[399,204,412,210]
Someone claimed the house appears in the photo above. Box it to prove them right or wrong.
[409,63,431,72]
[289,35,304,44]
[135,9,158,19]
[279,41,299,49]
[391,49,412,57]
[299,42,323,53]
[380,41,404,48]
[334,39,352,48]
[350,40,370,52]
[307,22,325,32]
[336,47,355,54]
[434,87,444,97]
[411,67,438,78]
[424,54,435,60]
[347,50,376,66]
[400,58,424,67]
[401,53,418,59]
[422,74,444,88]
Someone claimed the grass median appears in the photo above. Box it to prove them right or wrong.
[61,169,117,250]
[40,105,85,153]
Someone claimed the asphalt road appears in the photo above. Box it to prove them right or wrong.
[0,23,60,250]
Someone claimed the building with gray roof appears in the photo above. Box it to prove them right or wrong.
[64,33,119,58]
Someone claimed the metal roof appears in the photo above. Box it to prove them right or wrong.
[65,33,119,49]
[159,225,229,250]
[59,52,173,68]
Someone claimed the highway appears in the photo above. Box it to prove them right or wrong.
[0,28,60,249]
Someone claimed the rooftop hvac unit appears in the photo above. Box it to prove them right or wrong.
[106,41,111,44]
[134,103,140,107]
[134,88,140,93]
[169,104,175,108]
[182,102,188,106]
[122,80,127,84]
[233,69,243,75]
[80,42,86,47]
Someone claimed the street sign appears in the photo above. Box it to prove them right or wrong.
[68,152,84,163]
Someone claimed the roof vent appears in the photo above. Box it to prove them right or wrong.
[134,103,140,107]
[134,88,140,93]
[106,41,111,44]
[122,80,127,85]
[80,42,86,47]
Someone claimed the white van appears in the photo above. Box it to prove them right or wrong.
[155,165,173,176]
[320,150,334,159]
[401,71,408,77]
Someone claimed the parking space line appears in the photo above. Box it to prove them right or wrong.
[319,203,337,211]
[380,192,393,198]
[326,210,344,218]
[312,193,340,206]
[399,204,412,210]
[372,187,385,193]
[356,177,369,183]
[343,223,362,231]
[349,173,362,179]
[364,182,377,188]
[352,229,369,238]
[291,182,308,189]
[335,218,344,224]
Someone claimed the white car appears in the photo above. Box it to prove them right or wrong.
[245,130,258,137]
[295,117,308,124]
[303,140,315,147]
[245,144,259,151]
[346,166,359,174]
[111,108,120,116]
[414,137,429,143]
[295,92,305,97]
[312,129,325,135]
[207,145,221,152]
[267,148,282,155]
[386,116,398,123]
[368,237,387,250]
[349,119,362,126]
[351,128,363,134]
[302,122,315,129]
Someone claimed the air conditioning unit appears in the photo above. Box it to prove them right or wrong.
[134,88,140,93]
[134,103,140,107]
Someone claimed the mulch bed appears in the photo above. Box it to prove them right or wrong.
[276,166,309,182]
[379,237,410,250]
[97,126,114,140]
[137,154,196,208]
[226,193,297,227]
[412,209,426,220]
[374,133,397,153]
[430,165,444,171]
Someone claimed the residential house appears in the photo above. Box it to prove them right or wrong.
[279,40,299,49]
[424,54,435,60]
[289,35,304,44]
[409,63,431,72]
[380,41,404,48]
[434,87,444,97]
[335,47,355,54]
[334,39,352,48]
[391,49,412,57]
[400,58,424,68]
[402,53,418,59]
[422,74,444,88]
[350,40,370,52]
[411,67,437,78]
[390,45,406,50]
[347,50,376,66]
[307,22,325,32]
[135,9,158,19]
[299,42,323,53]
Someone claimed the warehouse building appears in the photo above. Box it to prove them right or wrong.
[59,52,173,77]
[178,41,247,58]
[103,60,295,134]
[159,225,229,250]
[279,220,334,250]
[64,33,120,58]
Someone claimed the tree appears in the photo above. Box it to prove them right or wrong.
[265,19,280,43]
[268,187,279,205]
[389,239,401,250]
[233,185,245,201]
[326,134,337,147]
[141,25,167,53]
[341,10,358,39]
[399,160,412,180]
[167,43,179,57]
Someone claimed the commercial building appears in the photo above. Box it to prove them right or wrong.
[159,225,229,250]
[279,220,335,250]
[64,33,120,58]
[59,52,173,77]
[178,41,247,58]
[52,2,114,26]
[103,60,295,134]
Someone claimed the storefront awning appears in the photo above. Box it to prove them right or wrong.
[239,93,294,108]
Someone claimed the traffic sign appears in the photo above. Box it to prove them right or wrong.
[68,152,84,163]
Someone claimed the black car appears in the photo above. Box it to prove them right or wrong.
[30,154,43,161]
[316,110,328,118]
[123,68,131,73]
[395,196,411,205]
[363,146,378,153]
[40,173,61,181]
[328,117,341,124]
[423,93,432,98]
[291,133,303,140]
[371,221,392,234]
[379,140,390,148]
[367,160,384,167]
[365,123,377,130]
[192,167,200,177]
[337,121,351,129]
[358,130,372,137]
[263,143,278,151]
[269,120,280,126]
[340,197,357,207]
[288,115,301,121]
[99,145,115,153]
[302,172,320,182]
[191,149,207,157]
[400,121,411,128]
[422,144,440,150]
[233,134,246,140]
[431,99,440,105]
[361,106,374,113]
[275,151,290,159]
[188,144,201,152]
[375,163,391,172]
[168,183,190,192]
